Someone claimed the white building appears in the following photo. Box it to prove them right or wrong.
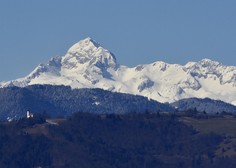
[27,111,34,118]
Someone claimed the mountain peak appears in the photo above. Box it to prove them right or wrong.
[67,37,100,54]
[62,38,118,70]
[200,58,213,62]
[198,58,221,66]
[184,59,221,69]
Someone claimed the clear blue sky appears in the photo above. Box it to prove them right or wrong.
[0,0,236,81]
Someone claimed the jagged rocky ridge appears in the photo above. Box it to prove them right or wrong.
[1,37,236,105]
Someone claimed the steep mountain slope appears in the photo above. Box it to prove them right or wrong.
[1,37,236,105]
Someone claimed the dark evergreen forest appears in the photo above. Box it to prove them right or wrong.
[0,85,173,120]
[0,112,235,168]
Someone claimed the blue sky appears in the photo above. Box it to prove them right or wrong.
[0,0,236,81]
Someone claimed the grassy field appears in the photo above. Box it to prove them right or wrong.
[180,115,236,157]
[180,116,236,135]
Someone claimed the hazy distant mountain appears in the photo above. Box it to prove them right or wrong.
[1,37,235,105]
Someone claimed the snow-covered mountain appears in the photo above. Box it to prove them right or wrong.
[1,37,236,105]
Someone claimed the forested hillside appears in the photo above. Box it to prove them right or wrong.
[0,85,173,120]
[171,98,236,114]
[1,112,236,168]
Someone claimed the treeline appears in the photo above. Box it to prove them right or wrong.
[0,112,235,167]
